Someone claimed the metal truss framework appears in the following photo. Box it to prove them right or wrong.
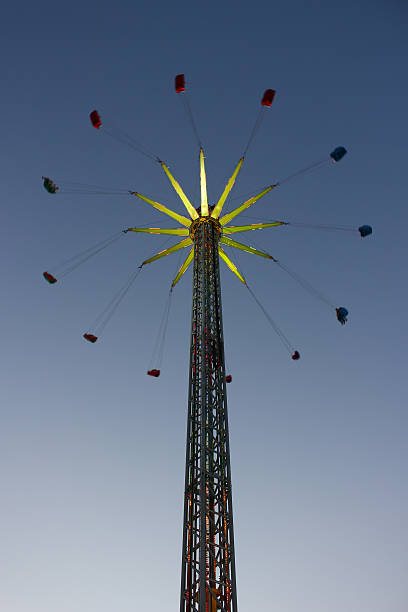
[121,145,327,611]
[180,218,238,612]
[125,150,285,612]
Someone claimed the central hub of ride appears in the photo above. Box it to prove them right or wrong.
[189,211,222,241]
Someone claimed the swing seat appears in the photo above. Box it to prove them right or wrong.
[90,110,102,129]
[292,350,300,360]
[42,177,58,193]
[83,333,98,343]
[358,225,372,238]
[175,74,185,93]
[261,89,276,107]
[330,146,347,162]
[43,271,57,284]
[147,369,160,377]
[336,307,348,325]
[226,375,232,383]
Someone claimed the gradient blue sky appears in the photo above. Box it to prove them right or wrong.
[1,1,407,611]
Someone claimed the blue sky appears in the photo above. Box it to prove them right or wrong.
[1,1,407,611]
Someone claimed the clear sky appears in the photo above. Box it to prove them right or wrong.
[1,1,407,611]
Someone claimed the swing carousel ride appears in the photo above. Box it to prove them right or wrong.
[42,75,372,612]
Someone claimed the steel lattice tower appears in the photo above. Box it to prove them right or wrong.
[180,217,237,612]
[125,147,281,612]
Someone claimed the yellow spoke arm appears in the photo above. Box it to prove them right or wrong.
[219,185,275,226]
[142,237,193,265]
[130,191,191,227]
[211,157,244,220]
[220,236,277,261]
[126,227,189,236]
[200,148,209,217]
[218,246,246,284]
[223,221,285,234]
[172,247,194,288]
[160,162,199,220]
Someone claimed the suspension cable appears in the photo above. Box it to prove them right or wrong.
[238,214,358,234]
[43,176,132,197]
[55,180,130,192]
[87,265,143,335]
[284,222,358,233]
[46,231,125,280]
[243,108,266,156]
[174,75,202,148]
[276,261,335,309]
[148,289,173,370]
[147,243,185,370]
[227,245,298,358]
[182,93,202,149]
[228,157,332,204]
[89,108,161,162]
[59,189,130,196]
[245,283,294,355]
[103,126,160,162]
[275,159,329,186]
[84,233,175,341]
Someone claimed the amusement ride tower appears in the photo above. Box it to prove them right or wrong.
[42,75,370,612]
[180,199,237,612]
[127,142,281,612]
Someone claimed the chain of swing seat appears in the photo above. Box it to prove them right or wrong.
[50,232,125,278]
[87,236,174,335]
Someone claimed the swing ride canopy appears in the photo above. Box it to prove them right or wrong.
[42,75,372,360]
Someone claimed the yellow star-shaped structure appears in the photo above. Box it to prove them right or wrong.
[128,149,284,287]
